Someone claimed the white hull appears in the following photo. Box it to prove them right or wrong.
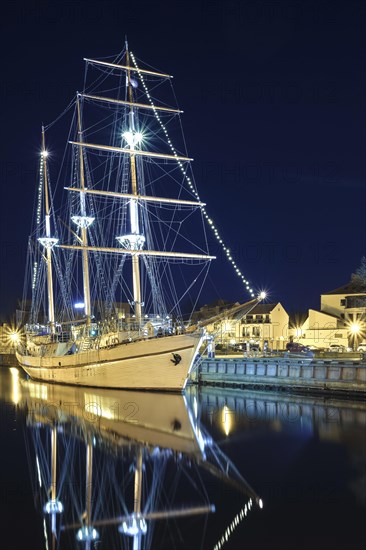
[17,333,202,391]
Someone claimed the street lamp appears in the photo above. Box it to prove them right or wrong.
[349,322,361,351]
[6,328,22,350]
[295,326,303,339]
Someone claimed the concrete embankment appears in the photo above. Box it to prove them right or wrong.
[194,355,366,397]
[0,353,17,367]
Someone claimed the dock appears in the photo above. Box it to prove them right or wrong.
[194,354,366,397]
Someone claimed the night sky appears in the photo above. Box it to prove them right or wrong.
[0,0,365,319]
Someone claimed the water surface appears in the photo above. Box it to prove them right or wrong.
[0,367,365,549]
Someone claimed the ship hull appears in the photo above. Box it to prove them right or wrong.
[16,333,203,391]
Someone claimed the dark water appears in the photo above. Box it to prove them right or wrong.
[0,366,365,549]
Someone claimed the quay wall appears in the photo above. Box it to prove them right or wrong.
[0,353,17,367]
[194,356,366,396]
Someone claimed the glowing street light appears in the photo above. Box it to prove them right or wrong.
[6,328,22,349]
[9,332,20,344]
[350,322,360,335]
[348,321,364,351]
[295,326,303,338]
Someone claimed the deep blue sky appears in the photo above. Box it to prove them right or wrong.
[0,0,365,319]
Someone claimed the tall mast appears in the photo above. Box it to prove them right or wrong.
[38,128,57,334]
[123,44,143,324]
[73,96,92,326]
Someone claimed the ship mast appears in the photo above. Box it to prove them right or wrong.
[72,96,93,327]
[38,128,58,334]
[64,50,215,319]
[123,44,144,324]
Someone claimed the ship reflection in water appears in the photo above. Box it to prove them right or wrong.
[3,368,366,549]
[17,374,262,549]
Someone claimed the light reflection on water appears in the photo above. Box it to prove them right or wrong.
[0,367,365,549]
[193,386,366,549]
[195,386,366,439]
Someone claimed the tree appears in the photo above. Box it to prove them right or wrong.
[351,256,366,289]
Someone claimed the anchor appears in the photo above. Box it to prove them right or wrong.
[170,353,182,365]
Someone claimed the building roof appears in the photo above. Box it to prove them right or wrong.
[322,281,366,295]
[309,308,340,320]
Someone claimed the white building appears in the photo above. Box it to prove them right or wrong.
[205,302,289,351]
[291,280,366,349]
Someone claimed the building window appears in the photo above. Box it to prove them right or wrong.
[340,299,346,306]
[346,296,366,308]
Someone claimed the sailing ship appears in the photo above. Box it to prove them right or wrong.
[16,42,259,390]
[20,379,263,549]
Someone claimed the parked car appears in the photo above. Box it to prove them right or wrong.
[328,344,348,353]
[250,344,261,352]
[286,342,311,353]
[307,345,325,352]
[357,342,366,352]
[230,343,243,351]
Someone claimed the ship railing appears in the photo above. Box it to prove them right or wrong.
[57,331,72,343]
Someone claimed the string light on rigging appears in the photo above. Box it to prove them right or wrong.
[130,51,257,298]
